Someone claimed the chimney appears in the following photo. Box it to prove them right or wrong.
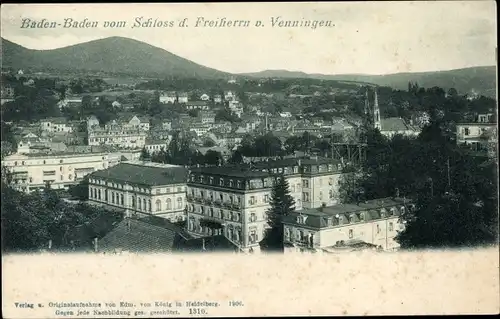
[93,237,98,252]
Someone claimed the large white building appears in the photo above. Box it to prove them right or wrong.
[88,127,147,148]
[88,161,189,222]
[3,151,111,193]
[185,156,345,253]
[40,117,76,133]
[282,197,412,252]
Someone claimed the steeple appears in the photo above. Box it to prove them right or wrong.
[373,89,381,130]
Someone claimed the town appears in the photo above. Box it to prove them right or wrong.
[1,64,497,255]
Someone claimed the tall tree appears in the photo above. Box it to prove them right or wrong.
[261,175,296,252]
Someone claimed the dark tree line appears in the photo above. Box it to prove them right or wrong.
[338,118,498,248]
[1,178,120,252]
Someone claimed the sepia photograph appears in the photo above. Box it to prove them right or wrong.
[1,1,499,317]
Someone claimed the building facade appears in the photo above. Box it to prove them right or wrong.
[456,122,497,152]
[185,156,345,253]
[282,198,412,251]
[3,152,110,193]
[88,127,147,148]
[40,117,75,133]
[88,161,188,222]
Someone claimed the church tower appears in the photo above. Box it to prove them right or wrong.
[373,89,381,130]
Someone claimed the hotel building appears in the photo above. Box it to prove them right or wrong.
[87,126,147,148]
[186,156,344,252]
[3,151,110,193]
[282,197,413,252]
[88,161,188,222]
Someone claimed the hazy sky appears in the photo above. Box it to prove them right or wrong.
[1,2,497,75]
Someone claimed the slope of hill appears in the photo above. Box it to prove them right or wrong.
[243,66,497,98]
[1,37,230,79]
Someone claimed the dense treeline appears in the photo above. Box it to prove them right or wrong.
[338,121,498,248]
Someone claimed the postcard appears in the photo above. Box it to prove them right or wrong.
[1,2,498,317]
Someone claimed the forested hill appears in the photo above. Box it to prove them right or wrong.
[1,37,230,79]
[243,66,497,98]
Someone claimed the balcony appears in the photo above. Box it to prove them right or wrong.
[186,195,194,201]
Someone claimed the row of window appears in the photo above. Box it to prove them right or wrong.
[188,219,259,245]
[285,223,396,243]
[301,190,337,202]
[189,204,260,223]
[90,181,183,194]
[89,187,184,212]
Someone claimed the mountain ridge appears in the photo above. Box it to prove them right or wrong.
[241,66,497,97]
[1,37,496,97]
[1,36,230,79]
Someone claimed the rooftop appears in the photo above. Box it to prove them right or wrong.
[90,162,188,186]
[283,197,412,229]
[380,118,414,132]
[97,218,185,253]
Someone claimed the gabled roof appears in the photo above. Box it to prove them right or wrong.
[98,218,185,253]
[381,118,413,132]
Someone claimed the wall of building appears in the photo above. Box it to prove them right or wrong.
[301,173,343,209]
[284,216,403,250]
[3,153,109,193]
[88,180,187,222]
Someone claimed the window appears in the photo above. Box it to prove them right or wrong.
[264,194,269,203]
[302,179,309,188]
[464,128,470,136]
[138,198,142,210]
[166,198,172,210]
[104,190,108,201]
[302,192,309,202]
[250,213,257,222]
[319,191,323,200]
[237,181,241,188]
[143,198,147,211]
[249,196,256,205]
[209,177,214,184]
[389,222,394,231]
[177,197,183,209]
[229,180,233,187]
[156,200,162,211]
[120,194,124,205]
[111,192,115,204]
[376,224,381,234]
[249,229,258,243]
[349,229,354,239]
[360,213,365,221]
[219,178,224,186]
